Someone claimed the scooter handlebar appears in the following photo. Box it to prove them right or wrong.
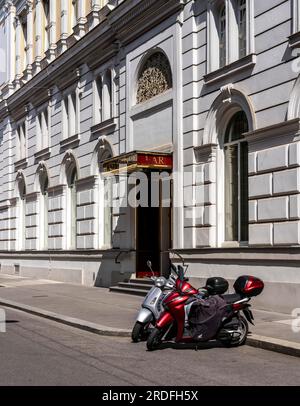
[170,263,178,274]
[177,265,185,281]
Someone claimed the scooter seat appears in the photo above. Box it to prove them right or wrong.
[222,293,243,304]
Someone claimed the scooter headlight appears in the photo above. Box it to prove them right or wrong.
[155,277,167,288]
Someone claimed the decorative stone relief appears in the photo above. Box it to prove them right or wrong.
[136,52,172,104]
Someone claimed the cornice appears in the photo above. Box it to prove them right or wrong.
[0,19,114,120]
[108,0,186,45]
[0,0,186,120]
[108,0,155,29]
[245,119,300,143]
[25,191,39,200]
[0,200,11,210]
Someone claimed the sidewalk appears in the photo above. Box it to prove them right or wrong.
[0,274,299,357]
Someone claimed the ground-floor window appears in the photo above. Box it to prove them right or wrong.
[40,172,49,250]
[224,111,249,243]
[103,176,113,248]
[67,167,77,249]
[17,177,26,250]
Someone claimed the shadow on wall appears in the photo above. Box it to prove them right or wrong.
[94,177,135,288]
[94,250,135,288]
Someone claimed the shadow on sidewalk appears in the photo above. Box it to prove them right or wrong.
[147,340,226,352]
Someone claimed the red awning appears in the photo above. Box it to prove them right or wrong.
[102,151,173,174]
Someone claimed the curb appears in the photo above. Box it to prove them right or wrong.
[0,298,131,338]
[1,297,300,358]
[246,334,300,358]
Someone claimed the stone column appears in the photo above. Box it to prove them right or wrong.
[25,0,34,79]
[73,0,87,39]
[87,0,101,29]
[33,0,43,73]
[4,1,16,84]
[57,0,69,55]
[46,0,57,61]
[14,16,22,88]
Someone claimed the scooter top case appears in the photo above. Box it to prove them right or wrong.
[205,277,229,295]
[233,275,264,297]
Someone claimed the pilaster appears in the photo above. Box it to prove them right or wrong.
[14,16,22,89]
[56,0,69,55]
[4,1,16,84]
[24,1,34,80]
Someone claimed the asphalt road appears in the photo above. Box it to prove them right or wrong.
[0,307,300,386]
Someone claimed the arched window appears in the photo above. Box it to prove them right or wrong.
[224,111,249,242]
[208,1,253,72]
[94,69,112,124]
[17,122,26,160]
[102,70,112,121]
[66,166,77,249]
[238,0,247,58]
[136,52,172,104]
[219,5,226,68]
[17,176,26,250]
[95,75,103,123]
[39,171,49,250]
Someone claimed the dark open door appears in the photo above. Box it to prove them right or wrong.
[136,171,172,278]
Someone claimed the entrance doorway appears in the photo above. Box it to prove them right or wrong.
[136,171,172,278]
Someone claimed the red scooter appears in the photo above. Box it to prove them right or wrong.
[146,265,264,351]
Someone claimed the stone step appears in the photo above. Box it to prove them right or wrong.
[109,277,156,297]
[118,282,152,291]
[109,286,148,297]
[128,278,155,286]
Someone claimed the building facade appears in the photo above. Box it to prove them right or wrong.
[1,0,300,313]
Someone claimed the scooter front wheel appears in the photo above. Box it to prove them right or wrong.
[147,327,165,351]
[131,321,147,342]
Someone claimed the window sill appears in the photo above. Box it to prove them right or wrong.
[14,157,28,171]
[91,117,117,138]
[204,54,257,85]
[289,31,300,48]
[60,133,80,150]
[130,89,173,119]
[34,146,51,162]
[221,241,249,248]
